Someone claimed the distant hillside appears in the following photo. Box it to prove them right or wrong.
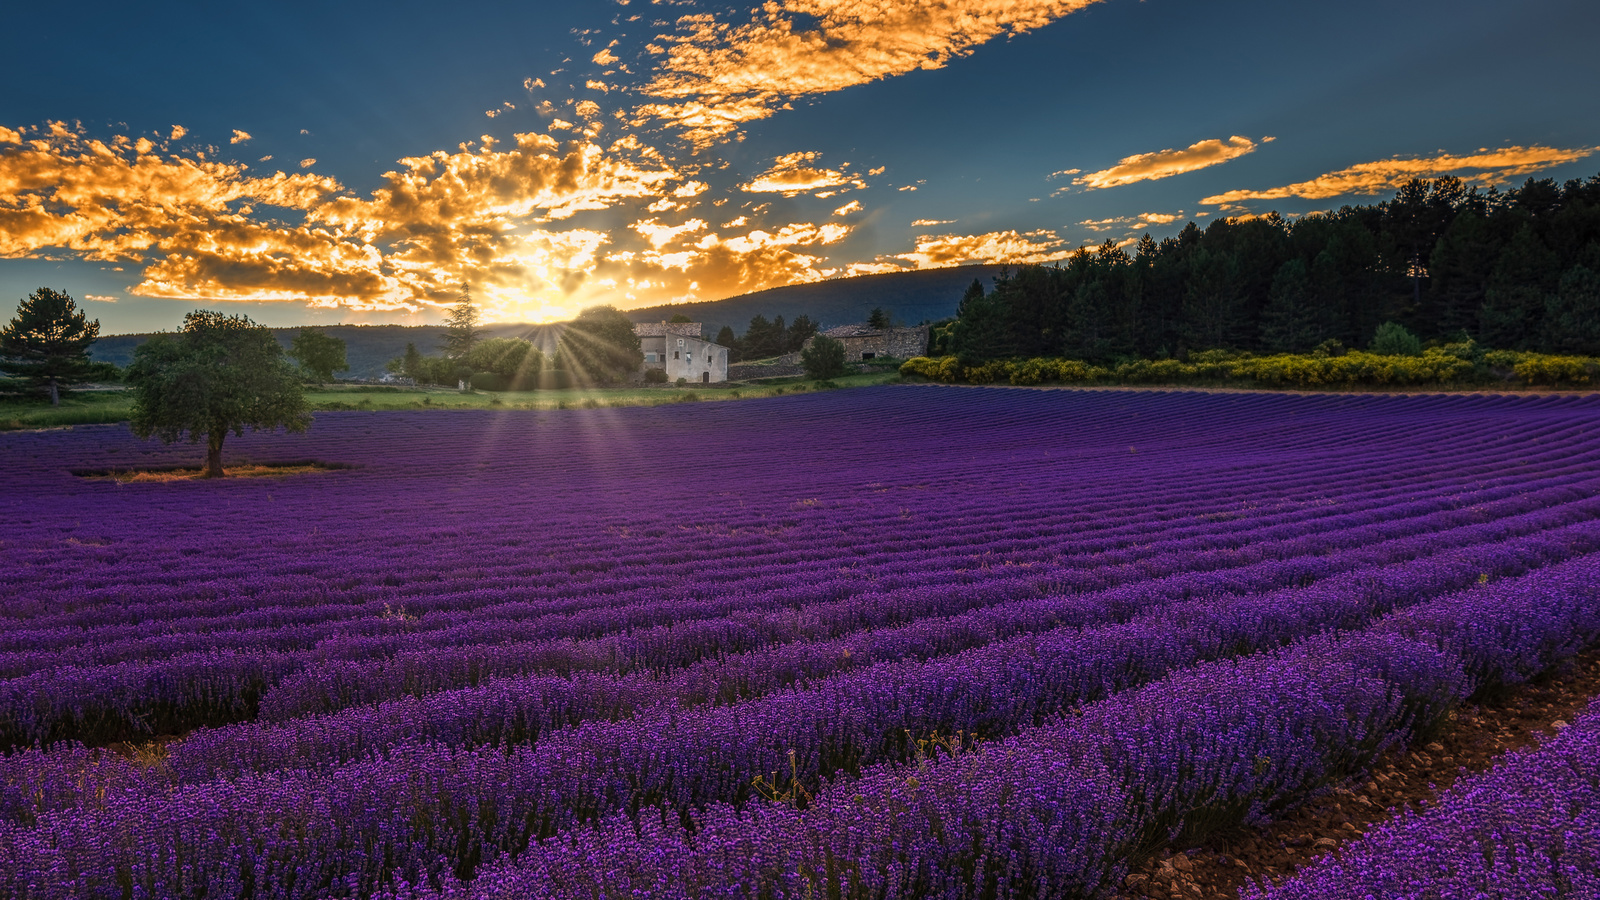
[627,265,1009,336]
[89,266,1010,378]
[90,323,539,381]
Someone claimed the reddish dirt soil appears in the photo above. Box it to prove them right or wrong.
[1117,646,1600,900]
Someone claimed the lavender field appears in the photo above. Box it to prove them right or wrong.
[3,385,1600,899]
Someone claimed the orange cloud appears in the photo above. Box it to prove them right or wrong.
[1072,136,1263,190]
[1202,144,1600,205]
[638,0,1107,146]
[0,121,695,318]
[833,199,862,216]
[893,228,1069,269]
[1078,211,1183,233]
[740,151,866,195]
[606,219,853,302]
[230,130,252,144]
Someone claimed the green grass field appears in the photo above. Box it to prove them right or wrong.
[0,371,904,431]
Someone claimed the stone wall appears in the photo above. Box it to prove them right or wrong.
[835,326,929,360]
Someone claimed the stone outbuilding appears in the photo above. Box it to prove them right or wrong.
[809,323,930,361]
[634,322,730,383]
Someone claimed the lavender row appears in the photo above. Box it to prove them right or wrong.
[4,546,1594,900]
[386,544,1600,900]
[5,435,1569,662]
[169,512,1600,783]
[8,483,1592,753]
[6,391,1593,638]
[11,482,1590,751]
[1250,695,1600,900]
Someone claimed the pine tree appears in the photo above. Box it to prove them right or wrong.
[0,287,101,406]
[442,287,482,359]
[1260,259,1332,353]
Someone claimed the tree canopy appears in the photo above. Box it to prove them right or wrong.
[557,305,642,384]
[0,287,102,406]
[801,334,846,380]
[126,310,311,478]
[288,327,349,382]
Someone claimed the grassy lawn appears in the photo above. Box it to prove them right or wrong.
[0,370,904,431]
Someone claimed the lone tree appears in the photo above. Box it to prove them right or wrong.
[867,307,891,329]
[126,310,311,478]
[558,305,643,384]
[801,334,846,380]
[288,327,349,383]
[442,286,482,360]
[0,287,102,406]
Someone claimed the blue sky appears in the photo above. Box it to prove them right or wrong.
[4,0,1598,333]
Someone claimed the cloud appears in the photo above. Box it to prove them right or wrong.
[606,220,853,302]
[585,80,610,92]
[1071,136,1263,190]
[575,100,602,119]
[911,218,956,227]
[525,77,546,90]
[593,47,619,66]
[892,228,1070,269]
[230,130,252,144]
[633,217,708,248]
[0,126,19,144]
[740,151,866,195]
[170,126,187,140]
[84,294,118,302]
[1077,211,1183,232]
[1202,144,1600,205]
[0,121,696,317]
[637,0,1108,146]
[299,158,316,168]
[833,199,862,216]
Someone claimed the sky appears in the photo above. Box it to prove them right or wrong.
[3,0,1598,334]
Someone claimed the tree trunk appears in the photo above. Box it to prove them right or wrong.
[204,429,225,478]
[48,377,59,407]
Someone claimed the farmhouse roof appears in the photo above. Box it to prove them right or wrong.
[633,322,703,337]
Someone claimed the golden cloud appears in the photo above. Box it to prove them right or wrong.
[893,228,1069,269]
[911,218,956,227]
[1072,136,1263,190]
[630,1,1107,145]
[0,121,700,318]
[833,199,863,216]
[740,151,866,195]
[637,0,1106,146]
[607,220,853,302]
[1202,144,1599,205]
[230,130,252,144]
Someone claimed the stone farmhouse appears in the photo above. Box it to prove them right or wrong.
[634,322,730,383]
[809,323,930,361]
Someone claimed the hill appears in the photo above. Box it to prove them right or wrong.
[90,324,538,381]
[625,265,1008,335]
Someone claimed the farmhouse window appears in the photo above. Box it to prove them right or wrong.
[674,351,680,359]
[862,352,876,360]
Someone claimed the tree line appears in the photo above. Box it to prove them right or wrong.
[387,295,643,389]
[941,174,1600,362]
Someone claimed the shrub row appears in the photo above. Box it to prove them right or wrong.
[901,347,1600,388]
